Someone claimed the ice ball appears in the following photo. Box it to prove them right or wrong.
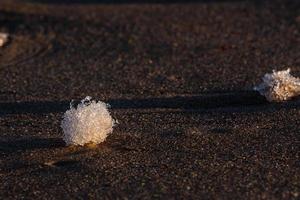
[254,68,300,102]
[0,33,8,47]
[61,96,115,146]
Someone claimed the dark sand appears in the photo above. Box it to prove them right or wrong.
[0,0,299,199]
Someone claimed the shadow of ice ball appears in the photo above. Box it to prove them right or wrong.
[61,96,115,146]
[254,68,300,102]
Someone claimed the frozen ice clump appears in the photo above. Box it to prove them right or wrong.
[254,68,300,102]
[0,33,8,47]
[61,96,115,146]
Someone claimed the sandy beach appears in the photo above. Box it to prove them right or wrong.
[0,0,299,199]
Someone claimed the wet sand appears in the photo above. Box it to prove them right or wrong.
[0,0,299,199]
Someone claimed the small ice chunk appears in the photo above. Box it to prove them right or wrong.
[0,33,8,47]
[254,68,300,102]
[61,96,115,146]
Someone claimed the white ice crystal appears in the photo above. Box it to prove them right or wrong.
[0,33,8,47]
[254,68,300,102]
[61,96,115,146]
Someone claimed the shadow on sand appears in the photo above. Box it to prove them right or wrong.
[1,90,300,115]
[0,137,65,153]
[28,0,259,4]
[0,91,268,115]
